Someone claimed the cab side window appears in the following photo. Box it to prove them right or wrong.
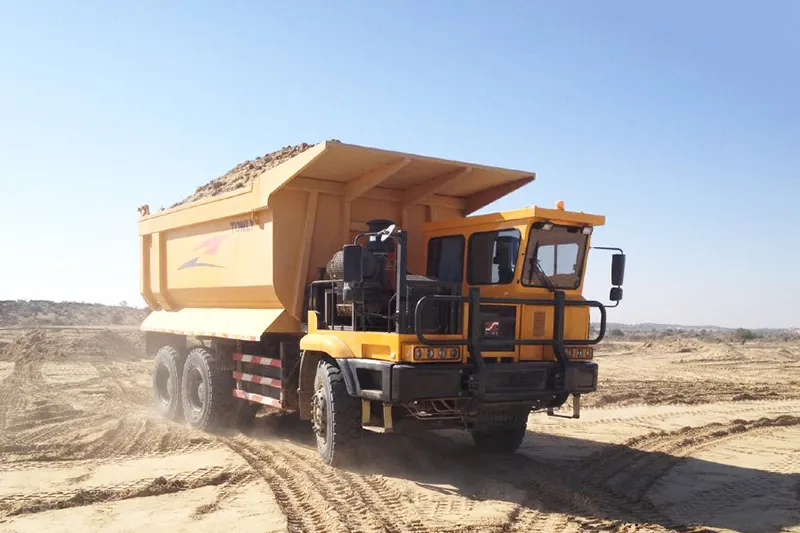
[426,236,465,283]
[467,229,521,285]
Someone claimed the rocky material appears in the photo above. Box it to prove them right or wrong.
[173,139,341,207]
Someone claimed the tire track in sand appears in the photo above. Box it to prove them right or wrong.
[653,432,800,528]
[405,431,682,533]
[280,443,433,533]
[226,428,678,533]
[0,465,250,519]
[266,435,586,533]
[0,443,219,472]
[221,436,357,533]
[548,399,800,430]
[579,414,800,503]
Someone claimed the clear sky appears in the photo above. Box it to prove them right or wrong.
[1,1,797,328]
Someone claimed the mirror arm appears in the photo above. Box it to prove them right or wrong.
[591,246,624,254]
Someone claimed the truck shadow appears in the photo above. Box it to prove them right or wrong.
[362,430,799,533]
[247,415,799,533]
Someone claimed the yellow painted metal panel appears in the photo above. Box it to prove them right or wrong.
[519,303,591,361]
[299,334,357,359]
[301,330,400,362]
[141,308,299,341]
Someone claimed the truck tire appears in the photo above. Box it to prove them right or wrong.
[181,347,234,433]
[312,360,361,466]
[471,419,528,454]
[152,346,184,422]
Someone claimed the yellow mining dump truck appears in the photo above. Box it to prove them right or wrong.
[138,141,625,465]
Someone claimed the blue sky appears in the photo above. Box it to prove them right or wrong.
[0,1,797,328]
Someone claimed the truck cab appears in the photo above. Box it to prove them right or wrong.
[423,205,606,363]
[301,207,624,462]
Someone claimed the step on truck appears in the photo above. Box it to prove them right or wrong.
[138,141,626,465]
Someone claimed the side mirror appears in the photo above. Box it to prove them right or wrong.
[379,224,396,242]
[342,245,363,283]
[610,287,623,302]
[611,253,626,287]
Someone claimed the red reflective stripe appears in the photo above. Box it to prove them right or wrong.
[233,389,281,408]
[233,371,281,389]
[232,352,281,368]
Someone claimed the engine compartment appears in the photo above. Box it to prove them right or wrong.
[309,219,462,334]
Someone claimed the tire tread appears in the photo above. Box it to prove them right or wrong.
[153,345,185,422]
[182,346,234,432]
[316,361,361,466]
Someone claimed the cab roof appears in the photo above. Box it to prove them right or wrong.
[422,206,606,232]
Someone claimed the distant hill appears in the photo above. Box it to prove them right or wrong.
[593,322,795,334]
[0,300,148,328]
[596,323,731,332]
[591,321,798,343]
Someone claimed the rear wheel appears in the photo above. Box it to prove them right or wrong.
[471,417,528,454]
[181,347,234,432]
[152,346,184,421]
[311,360,361,466]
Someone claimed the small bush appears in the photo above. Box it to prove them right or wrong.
[610,328,625,337]
[734,328,757,344]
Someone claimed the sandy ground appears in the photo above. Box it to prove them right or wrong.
[0,329,798,533]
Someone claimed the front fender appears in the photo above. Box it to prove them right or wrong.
[299,334,356,359]
[299,334,358,397]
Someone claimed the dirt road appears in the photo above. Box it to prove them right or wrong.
[1,329,798,533]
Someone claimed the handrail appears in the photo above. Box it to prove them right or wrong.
[414,294,607,347]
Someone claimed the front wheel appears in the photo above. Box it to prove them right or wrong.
[471,418,528,454]
[311,360,361,466]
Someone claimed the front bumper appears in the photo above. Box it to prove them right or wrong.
[337,359,598,404]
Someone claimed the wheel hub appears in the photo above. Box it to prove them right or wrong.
[311,389,328,439]
[197,382,207,404]
[187,369,206,413]
[155,364,171,405]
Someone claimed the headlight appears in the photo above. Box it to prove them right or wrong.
[566,347,593,360]
[412,346,461,361]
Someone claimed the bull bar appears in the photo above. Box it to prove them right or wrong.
[414,287,606,413]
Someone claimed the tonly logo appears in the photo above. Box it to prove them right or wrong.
[178,235,227,270]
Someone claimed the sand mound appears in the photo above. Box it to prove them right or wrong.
[641,338,697,352]
[0,329,144,363]
[2,330,60,363]
[639,338,744,359]
[75,329,144,361]
[172,139,341,207]
[0,301,146,327]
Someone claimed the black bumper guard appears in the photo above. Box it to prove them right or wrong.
[414,288,606,413]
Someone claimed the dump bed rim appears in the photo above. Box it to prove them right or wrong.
[139,140,537,227]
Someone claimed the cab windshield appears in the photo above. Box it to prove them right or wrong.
[521,224,588,290]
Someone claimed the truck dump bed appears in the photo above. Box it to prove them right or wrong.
[139,141,535,340]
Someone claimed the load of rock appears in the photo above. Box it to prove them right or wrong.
[173,139,340,207]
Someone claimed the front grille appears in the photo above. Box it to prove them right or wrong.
[468,356,514,364]
[533,311,546,336]
[488,370,546,390]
